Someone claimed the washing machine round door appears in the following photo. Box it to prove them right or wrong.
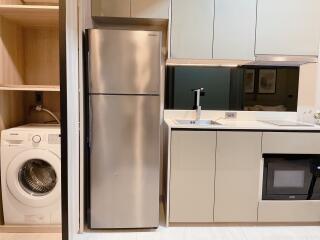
[6,149,61,208]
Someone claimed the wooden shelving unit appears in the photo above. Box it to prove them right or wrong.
[0,1,61,231]
[0,84,60,92]
[0,0,61,132]
[0,4,59,27]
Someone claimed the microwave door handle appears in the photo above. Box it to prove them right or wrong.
[307,175,317,200]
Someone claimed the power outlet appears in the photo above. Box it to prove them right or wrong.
[225,112,237,119]
[35,91,43,105]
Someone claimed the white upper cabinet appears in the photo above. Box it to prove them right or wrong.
[92,0,169,19]
[213,0,257,60]
[170,0,214,59]
[92,0,131,18]
[131,0,169,19]
[256,0,320,56]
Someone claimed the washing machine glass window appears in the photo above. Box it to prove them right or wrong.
[18,159,57,196]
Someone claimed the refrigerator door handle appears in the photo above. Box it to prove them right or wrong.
[87,46,93,150]
[88,97,93,150]
[88,50,92,94]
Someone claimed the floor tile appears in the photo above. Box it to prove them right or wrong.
[210,227,247,240]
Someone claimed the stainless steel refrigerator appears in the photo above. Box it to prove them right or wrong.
[87,29,161,229]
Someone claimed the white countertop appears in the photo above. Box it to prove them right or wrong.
[165,118,320,131]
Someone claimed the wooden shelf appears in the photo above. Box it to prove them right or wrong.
[0,5,59,27]
[0,84,60,92]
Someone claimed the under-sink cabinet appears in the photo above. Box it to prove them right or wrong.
[169,130,216,222]
[214,131,262,222]
[167,130,320,225]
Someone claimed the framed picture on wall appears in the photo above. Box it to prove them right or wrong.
[244,69,255,93]
[258,69,277,94]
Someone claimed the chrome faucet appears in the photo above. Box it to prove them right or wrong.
[193,88,204,121]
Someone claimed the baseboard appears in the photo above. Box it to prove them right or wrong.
[0,225,61,233]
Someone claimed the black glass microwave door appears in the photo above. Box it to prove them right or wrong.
[266,159,312,196]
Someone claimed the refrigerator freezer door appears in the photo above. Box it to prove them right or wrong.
[89,95,160,228]
[89,29,161,95]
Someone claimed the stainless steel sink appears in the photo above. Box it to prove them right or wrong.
[175,119,221,126]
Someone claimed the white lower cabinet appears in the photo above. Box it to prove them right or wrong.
[214,131,262,222]
[168,130,320,223]
[169,130,216,222]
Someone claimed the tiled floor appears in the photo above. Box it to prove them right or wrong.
[1,226,320,240]
[76,226,320,240]
[1,206,319,240]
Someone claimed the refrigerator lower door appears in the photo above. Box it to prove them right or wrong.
[89,95,160,229]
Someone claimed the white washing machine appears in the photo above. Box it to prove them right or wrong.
[1,124,61,225]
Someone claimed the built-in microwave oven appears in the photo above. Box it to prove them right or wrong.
[262,154,320,200]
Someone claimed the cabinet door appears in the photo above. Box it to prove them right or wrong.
[91,0,131,18]
[213,0,256,60]
[214,132,262,222]
[131,0,169,19]
[256,0,320,56]
[169,131,216,222]
[170,0,214,59]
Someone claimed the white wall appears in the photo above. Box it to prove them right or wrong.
[297,45,320,122]
[316,61,320,108]
[298,63,318,108]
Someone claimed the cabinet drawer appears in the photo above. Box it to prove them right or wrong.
[258,201,320,222]
[262,132,320,154]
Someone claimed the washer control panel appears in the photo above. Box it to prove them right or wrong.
[1,125,61,148]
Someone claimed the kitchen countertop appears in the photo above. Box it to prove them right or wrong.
[165,118,320,132]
